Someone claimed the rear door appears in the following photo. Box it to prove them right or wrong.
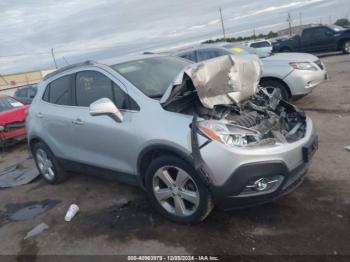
[38,74,79,161]
[71,69,141,175]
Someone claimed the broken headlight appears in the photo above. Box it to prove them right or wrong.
[197,120,263,147]
[289,62,318,71]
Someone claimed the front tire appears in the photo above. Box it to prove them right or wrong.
[32,142,67,184]
[260,79,290,101]
[145,155,213,224]
[342,40,350,54]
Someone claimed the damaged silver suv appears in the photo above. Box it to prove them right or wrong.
[27,54,318,223]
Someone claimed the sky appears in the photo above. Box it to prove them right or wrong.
[1,0,350,74]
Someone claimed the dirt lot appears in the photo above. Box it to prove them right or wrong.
[0,54,349,258]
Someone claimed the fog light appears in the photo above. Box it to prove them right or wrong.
[255,178,269,191]
[238,175,284,197]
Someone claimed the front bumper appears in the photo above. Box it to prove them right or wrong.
[212,159,312,210]
[199,117,317,209]
[284,67,327,96]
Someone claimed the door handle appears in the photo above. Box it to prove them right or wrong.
[72,118,84,125]
[36,112,43,118]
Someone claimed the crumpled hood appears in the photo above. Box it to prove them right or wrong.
[263,52,319,63]
[0,105,29,126]
[161,55,262,109]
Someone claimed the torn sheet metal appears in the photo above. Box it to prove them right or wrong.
[161,55,262,109]
[0,158,39,188]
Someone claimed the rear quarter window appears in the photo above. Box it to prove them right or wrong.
[42,75,73,105]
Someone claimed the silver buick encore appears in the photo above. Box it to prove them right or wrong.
[27,54,318,223]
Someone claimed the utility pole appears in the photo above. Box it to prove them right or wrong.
[320,17,323,25]
[253,29,256,40]
[51,48,58,69]
[329,15,332,24]
[287,13,293,36]
[219,8,226,40]
[299,12,302,26]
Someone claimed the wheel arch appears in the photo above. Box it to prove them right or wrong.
[337,38,350,51]
[259,76,292,98]
[137,144,194,189]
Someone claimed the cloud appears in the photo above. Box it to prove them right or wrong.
[0,0,349,74]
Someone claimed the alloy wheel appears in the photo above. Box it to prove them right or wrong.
[152,166,200,217]
[36,148,55,180]
[345,42,350,53]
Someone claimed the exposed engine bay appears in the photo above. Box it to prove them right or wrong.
[161,55,306,144]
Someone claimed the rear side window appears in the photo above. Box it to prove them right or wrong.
[178,51,197,62]
[43,75,73,105]
[250,41,270,48]
[17,88,28,97]
[197,49,229,62]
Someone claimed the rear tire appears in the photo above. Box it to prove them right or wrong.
[260,79,290,101]
[145,155,213,224]
[32,142,67,184]
[342,40,350,54]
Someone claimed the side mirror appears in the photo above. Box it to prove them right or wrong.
[89,98,123,123]
[325,31,333,36]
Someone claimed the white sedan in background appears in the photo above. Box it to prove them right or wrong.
[174,44,327,101]
[245,40,273,54]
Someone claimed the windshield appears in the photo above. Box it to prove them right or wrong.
[112,56,190,98]
[223,44,270,58]
[328,25,346,32]
[0,97,23,112]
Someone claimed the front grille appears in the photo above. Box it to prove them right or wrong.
[314,60,324,70]
[4,121,25,131]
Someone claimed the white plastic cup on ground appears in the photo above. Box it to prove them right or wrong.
[64,204,79,222]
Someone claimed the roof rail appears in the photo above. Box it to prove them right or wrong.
[43,60,97,81]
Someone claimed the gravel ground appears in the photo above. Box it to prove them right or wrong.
[0,54,349,258]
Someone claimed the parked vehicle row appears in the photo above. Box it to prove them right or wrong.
[0,95,29,145]
[14,84,38,104]
[174,44,327,101]
[27,54,318,223]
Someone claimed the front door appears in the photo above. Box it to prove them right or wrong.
[71,69,141,175]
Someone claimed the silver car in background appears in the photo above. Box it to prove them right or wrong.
[175,44,327,100]
[27,55,318,223]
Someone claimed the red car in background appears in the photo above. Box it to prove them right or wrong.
[0,95,30,145]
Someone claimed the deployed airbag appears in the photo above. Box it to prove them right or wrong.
[184,55,261,108]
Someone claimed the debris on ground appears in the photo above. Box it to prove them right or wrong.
[24,223,49,240]
[0,158,39,188]
[114,198,130,209]
[9,202,56,221]
[64,204,79,222]
[345,145,350,151]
